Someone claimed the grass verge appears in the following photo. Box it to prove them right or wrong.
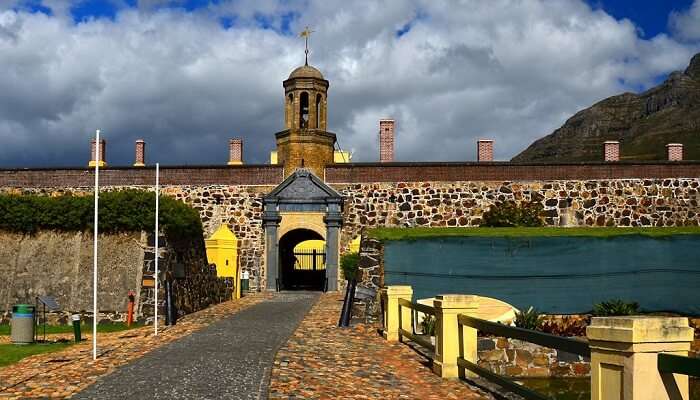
[368,226,700,241]
[0,343,73,368]
[0,322,143,336]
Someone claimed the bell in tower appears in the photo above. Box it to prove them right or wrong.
[275,28,336,178]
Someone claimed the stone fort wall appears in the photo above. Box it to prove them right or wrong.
[1,162,699,290]
[0,230,229,324]
[334,177,700,255]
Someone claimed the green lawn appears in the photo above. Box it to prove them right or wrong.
[0,343,73,367]
[368,227,700,241]
[0,322,143,336]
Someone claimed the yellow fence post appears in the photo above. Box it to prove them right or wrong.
[381,285,413,342]
[587,316,694,400]
[432,294,479,378]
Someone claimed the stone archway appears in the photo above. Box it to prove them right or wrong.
[278,228,326,290]
[262,169,343,291]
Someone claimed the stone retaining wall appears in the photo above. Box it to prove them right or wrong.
[0,185,273,292]
[3,176,699,294]
[0,230,145,316]
[165,185,273,291]
[478,337,590,378]
[138,233,232,324]
[338,178,699,254]
[0,229,231,325]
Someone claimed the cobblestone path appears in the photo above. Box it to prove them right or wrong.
[0,293,271,399]
[269,293,492,400]
[74,291,318,400]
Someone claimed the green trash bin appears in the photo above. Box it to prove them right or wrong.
[11,304,35,344]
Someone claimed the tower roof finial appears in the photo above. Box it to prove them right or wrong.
[299,26,314,66]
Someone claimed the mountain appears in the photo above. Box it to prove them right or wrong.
[512,53,700,162]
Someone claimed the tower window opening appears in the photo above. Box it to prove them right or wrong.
[316,94,322,128]
[287,94,294,128]
[300,92,309,128]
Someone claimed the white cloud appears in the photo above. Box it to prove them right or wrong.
[670,0,700,42]
[0,0,698,167]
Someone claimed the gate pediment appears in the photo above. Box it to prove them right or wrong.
[264,169,342,209]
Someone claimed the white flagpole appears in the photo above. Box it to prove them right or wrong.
[93,129,100,360]
[154,163,159,336]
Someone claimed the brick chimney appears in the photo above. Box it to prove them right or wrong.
[89,139,106,167]
[134,139,145,167]
[228,138,243,165]
[379,119,395,162]
[604,141,620,162]
[666,143,683,161]
[477,139,494,162]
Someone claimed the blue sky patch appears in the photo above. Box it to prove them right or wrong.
[396,10,427,38]
[585,0,694,38]
[15,0,52,16]
[70,0,120,23]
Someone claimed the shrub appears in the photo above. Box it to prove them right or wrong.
[0,190,202,240]
[481,200,545,227]
[539,316,588,337]
[421,315,436,336]
[593,299,639,316]
[340,252,360,281]
[514,306,543,330]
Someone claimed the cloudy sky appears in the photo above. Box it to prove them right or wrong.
[0,0,699,167]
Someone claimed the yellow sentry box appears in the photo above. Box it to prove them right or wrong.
[205,224,240,298]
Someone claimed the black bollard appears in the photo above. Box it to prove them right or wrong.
[165,278,177,326]
[338,279,357,327]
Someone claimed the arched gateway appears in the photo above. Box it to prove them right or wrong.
[263,169,343,291]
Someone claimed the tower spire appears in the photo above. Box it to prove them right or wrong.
[299,26,314,66]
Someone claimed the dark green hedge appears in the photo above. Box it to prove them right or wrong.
[0,190,202,239]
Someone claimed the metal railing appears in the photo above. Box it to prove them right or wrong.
[398,298,436,352]
[658,353,700,377]
[293,250,326,270]
[457,314,590,400]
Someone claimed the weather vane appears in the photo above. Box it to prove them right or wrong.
[299,26,314,65]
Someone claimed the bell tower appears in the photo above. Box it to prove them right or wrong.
[275,28,336,178]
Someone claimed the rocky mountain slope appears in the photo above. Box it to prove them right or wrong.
[513,53,700,162]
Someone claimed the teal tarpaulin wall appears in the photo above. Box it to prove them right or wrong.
[384,236,700,315]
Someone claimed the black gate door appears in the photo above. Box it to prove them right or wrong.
[288,249,326,290]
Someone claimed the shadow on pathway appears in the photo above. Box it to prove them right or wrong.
[74,291,319,400]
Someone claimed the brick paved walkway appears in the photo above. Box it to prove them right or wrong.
[0,293,270,399]
[74,292,318,400]
[269,293,492,400]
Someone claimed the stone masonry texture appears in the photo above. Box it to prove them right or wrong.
[0,231,144,316]
[0,228,231,324]
[2,164,699,293]
[336,178,700,257]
